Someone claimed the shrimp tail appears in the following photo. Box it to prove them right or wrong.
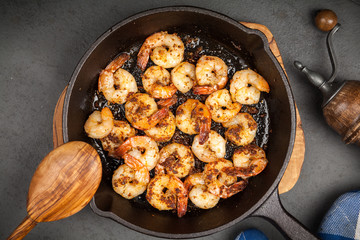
[183,177,193,192]
[208,167,248,198]
[193,85,217,95]
[198,118,211,145]
[98,70,111,91]
[106,53,130,72]
[98,53,129,93]
[123,153,150,184]
[157,95,178,108]
[164,85,178,99]
[222,179,248,198]
[115,137,133,158]
[137,49,151,71]
[123,153,143,170]
[177,196,188,218]
[148,107,170,128]
[171,175,188,218]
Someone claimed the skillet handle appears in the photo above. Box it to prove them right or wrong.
[251,189,319,240]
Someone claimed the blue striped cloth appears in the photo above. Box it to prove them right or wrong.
[235,228,268,240]
[318,191,360,240]
[235,191,360,240]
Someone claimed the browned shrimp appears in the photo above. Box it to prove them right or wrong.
[84,107,114,139]
[112,154,150,199]
[205,89,242,123]
[142,65,177,99]
[193,56,228,95]
[100,120,136,157]
[98,53,138,104]
[184,173,220,209]
[223,144,268,178]
[155,143,195,178]
[125,93,170,130]
[230,69,270,105]
[146,174,188,217]
[144,111,176,142]
[191,130,226,163]
[137,31,184,71]
[171,62,196,93]
[222,113,258,146]
[116,136,160,171]
[175,99,211,144]
[157,95,178,108]
[203,158,248,198]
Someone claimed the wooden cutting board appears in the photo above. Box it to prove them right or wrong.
[52,22,305,195]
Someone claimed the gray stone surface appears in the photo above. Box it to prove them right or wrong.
[1,0,359,239]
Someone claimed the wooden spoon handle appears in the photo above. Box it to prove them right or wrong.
[7,215,38,240]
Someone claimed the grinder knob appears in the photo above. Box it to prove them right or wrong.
[315,9,338,32]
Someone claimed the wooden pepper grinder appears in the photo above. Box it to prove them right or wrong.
[294,9,360,146]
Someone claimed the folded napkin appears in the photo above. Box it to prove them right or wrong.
[318,191,360,240]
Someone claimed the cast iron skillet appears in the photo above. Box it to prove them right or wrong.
[63,6,317,239]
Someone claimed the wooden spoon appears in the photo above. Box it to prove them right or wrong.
[8,141,102,240]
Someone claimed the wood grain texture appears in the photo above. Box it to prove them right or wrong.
[53,86,67,148]
[278,106,305,193]
[27,141,102,222]
[323,80,360,145]
[8,141,102,239]
[7,216,38,240]
[52,22,305,194]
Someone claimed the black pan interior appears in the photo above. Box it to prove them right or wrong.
[63,7,295,238]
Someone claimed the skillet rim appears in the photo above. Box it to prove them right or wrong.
[63,6,296,238]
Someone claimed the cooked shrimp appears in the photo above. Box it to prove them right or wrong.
[98,53,138,104]
[125,93,170,130]
[112,155,150,199]
[155,143,194,178]
[184,173,220,209]
[222,113,257,146]
[193,56,228,95]
[142,66,177,99]
[116,136,160,171]
[171,62,195,93]
[205,89,242,123]
[203,158,248,199]
[146,174,188,217]
[84,107,114,139]
[175,99,211,144]
[144,111,176,142]
[137,31,185,71]
[184,173,205,191]
[157,95,177,108]
[191,130,226,163]
[230,69,270,105]
[224,144,268,178]
[100,120,136,157]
